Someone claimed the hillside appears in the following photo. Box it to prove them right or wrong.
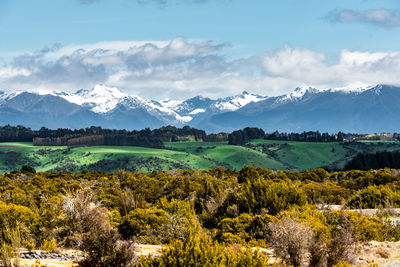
[2,140,400,173]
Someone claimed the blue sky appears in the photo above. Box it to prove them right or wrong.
[1,0,400,99]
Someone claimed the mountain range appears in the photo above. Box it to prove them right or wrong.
[1,84,399,133]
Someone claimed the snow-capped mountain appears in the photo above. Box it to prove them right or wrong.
[0,91,21,104]
[59,84,127,113]
[276,86,320,103]
[58,84,191,124]
[56,86,267,124]
[198,84,400,133]
[212,91,269,112]
[2,84,400,133]
[163,91,268,118]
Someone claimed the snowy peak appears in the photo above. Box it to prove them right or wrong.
[277,86,320,103]
[60,84,127,113]
[0,91,21,104]
[169,96,214,116]
[329,83,375,94]
[213,91,268,112]
[1,83,391,130]
[164,91,268,118]
[118,96,192,124]
[159,98,183,109]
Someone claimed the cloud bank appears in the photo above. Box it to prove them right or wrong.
[327,8,400,28]
[2,38,400,99]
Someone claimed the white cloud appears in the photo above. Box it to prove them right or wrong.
[2,38,400,99]
[327,8,400,28]
[259,47,400,91]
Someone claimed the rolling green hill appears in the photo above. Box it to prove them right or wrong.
[1,140,400,173]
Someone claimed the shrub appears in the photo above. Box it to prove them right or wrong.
[79,228,137,267]
[41,238,56,253]
[268,217,311,267]
[346,185,400,209]
[215,179,307,223]
[347,212,385,241]
[61,189,138,267]
[0,243,14,267]
[326,221,357,267]
[140,226,269,267]
[20,165,36,174]
[215,213,274,243]
[332,260,351,267]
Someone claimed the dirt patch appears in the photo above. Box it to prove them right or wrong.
[0,145,20,148]
[355,241,400,266]
[136,244,163,257]
[317,205,400,217]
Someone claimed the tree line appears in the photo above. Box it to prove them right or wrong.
[2,124,400,148]
[228,128,345,145]
[0,125,214,148]
[344,150,400,171]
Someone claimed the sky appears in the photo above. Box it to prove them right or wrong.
[1,0,400,100]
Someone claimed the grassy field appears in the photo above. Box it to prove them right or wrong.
[2,140,400,173]
[164,141,286,170]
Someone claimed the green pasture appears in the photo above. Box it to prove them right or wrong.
[2,139,400,173]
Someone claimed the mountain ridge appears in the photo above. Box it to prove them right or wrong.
[1,84,399,133]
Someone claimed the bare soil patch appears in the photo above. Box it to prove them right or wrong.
[356,241,400,266]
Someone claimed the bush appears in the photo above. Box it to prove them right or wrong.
[79,228,137,267]
[20,165,36,174]
[41,238,56,253]
[140,226,269,267]
[268,217,311,267]
[346,185,400,209]
[275,209,358,267]
[215,178,307,224]
[61,189,138,267]
[326,221,357,267]
[215,213,274,243]
[0,243,14,267]
[346,212,385,242]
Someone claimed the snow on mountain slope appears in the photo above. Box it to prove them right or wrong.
[188,108,206,115]
[60,84,127,113]
[159,98,183,109]
[213,91,268,112]
[1,83,386,129]
[119,96,192,124]
[330,83,375,93]
[273,84,381,105]
[164,91,269,117]
[58,84,191,124]
[276,86,320,103]
[0,92,6,103]
[0,91,22,104]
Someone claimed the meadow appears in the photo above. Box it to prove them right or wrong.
[1,140,400,173]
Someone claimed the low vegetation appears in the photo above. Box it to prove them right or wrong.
[0,166,398,266]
